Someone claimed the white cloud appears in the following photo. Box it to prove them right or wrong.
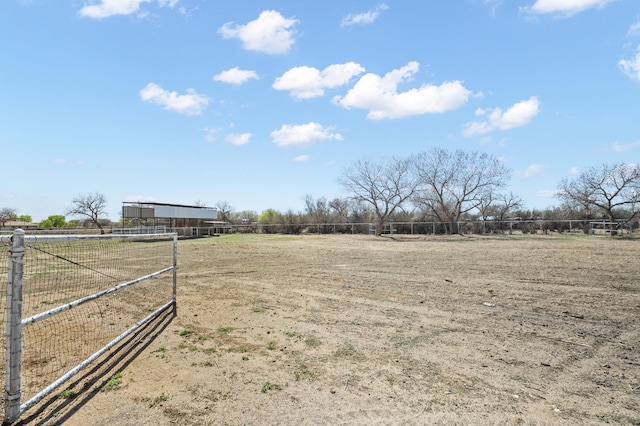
[203,128,218,143]
[79,0,177,19]
[157,0,178,7]
[79,0,150,18]
[273,62,365,100]
[627,20,640,37]
[218,10,298,55]
[516,163,547,178]
[333,61,471,119]
[484,0,503,15]
[618,46,640,81]
[522,0,617,17]
[341,4,388,27]
[270,122,343,148]
[612,140,640,152]
[463,96,540,136]
[570,166,580,174]
[139,83,209,115]
[293,155,311,162]
[225,133,253,146]
[213,67,259,86]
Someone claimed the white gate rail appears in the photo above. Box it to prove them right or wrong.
[2,229,178,424]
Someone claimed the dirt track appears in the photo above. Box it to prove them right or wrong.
[21,234,640,425]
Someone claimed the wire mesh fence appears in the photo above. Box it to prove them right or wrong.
[0,242,7,421]
[1,231,177,424]
[227,219,639,236]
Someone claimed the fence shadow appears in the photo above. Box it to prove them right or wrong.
[15,307,175,425]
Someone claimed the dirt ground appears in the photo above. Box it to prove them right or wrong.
[19,233,640,425]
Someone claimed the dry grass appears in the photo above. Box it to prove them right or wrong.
[20,233,640,425]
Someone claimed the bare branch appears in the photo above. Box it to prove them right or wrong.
[66,192,108,233]
[215,201,234,222]
[413,148,510,233]
[556,163,640,221]
[338,156,418,236]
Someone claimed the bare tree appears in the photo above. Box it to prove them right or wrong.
[338,156,417,236]
[215,201,234,222]
[328,198,350,222]
[0,207,17,228]
[413,148,510,234]
[476,190,497,222]
[556,163,640,222]
[303,194,332,232]
[347,199,372,224]
[477,191,523,223]
[67,192,108,233]
[493,192,524,222]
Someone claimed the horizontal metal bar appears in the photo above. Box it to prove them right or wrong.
[22,232,177,242]
[22,266,175,327]
[19,299,174,415]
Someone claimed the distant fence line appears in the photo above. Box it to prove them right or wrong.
[227,219,639,236]
[4,219,638,237]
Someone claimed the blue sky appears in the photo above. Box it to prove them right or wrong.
[2,0,639,222]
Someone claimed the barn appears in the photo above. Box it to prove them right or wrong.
[121,201,222,237]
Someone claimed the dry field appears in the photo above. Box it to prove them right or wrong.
[20,233,640,425]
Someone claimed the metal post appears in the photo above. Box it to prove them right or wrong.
[172,234,178,316]
[5,229,25,424]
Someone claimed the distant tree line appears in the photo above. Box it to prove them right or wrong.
[222,198,639,236]
[224,148,640,236]
[3,148,639,236]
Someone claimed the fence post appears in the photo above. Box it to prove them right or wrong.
[172,234,178,316]
[4,229,25,424]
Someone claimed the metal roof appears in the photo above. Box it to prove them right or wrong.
[122,202,218,220]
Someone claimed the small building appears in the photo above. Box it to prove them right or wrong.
[1,220,38,232]
[122,202,219,237]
